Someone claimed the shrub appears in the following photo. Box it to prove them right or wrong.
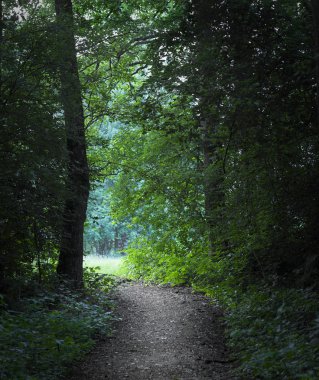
[0,273,115,380]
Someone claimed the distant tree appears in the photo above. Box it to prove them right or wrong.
[84,180,136,256]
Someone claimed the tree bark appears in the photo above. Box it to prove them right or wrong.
[0,0,3,81]
[193,0,220,254]
[200,116,215,255]
[311,0,319,124]
[55,0,89,286]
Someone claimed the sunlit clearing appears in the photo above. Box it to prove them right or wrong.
[84,254,126,277]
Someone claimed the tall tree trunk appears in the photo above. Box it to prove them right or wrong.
[0,0,3,83]
[0,0,3,48]
[311,0,319,124]
[302,0,319,283]
[200,117,215,255]
[55,0,89,286]
[193,0,221,254]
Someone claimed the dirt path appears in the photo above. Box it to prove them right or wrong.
[69,282,235,380]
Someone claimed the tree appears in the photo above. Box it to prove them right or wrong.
[0,0,66,293]
[311,0,319,124]
[55,0,89,286]
[101,0,319,286]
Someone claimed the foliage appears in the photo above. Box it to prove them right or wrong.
[0,0,66,292]
[100,4,319,377]
[124,238,199,284]
[85,180,139,256]
[1,0,319,378]
[225,287,319,380]
[124,240,319,379]
[103,0,319,284]
[0,272,115,380]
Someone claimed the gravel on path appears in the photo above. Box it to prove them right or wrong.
[69,282,236,380]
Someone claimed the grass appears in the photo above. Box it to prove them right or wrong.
[84,255,127,276]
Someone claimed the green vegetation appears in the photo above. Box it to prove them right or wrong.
[84,178,139,257]
[226,288,319,379]
[123,245,319,379]
[84,255,126,277]
[1,0,319,379]
[0,273,115,380]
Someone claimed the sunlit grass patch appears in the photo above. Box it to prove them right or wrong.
[84,255,127,277]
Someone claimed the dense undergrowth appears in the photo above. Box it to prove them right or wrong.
[0,269,115,380]
[124,242,319,380]
[224,288,319,380]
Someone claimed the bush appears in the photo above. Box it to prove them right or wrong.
[124,236,209,285]
[0,274,115,380]
[124,237,319,379]
[225,287,319,380]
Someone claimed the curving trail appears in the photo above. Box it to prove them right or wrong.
[69,282,236,380]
